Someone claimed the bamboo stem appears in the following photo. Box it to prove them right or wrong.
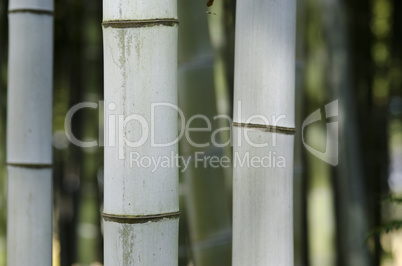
[321,0,372,264]
[103,0,179,264]
[177,1,232,265]
[232,0,296,265]
[7,0,54,264]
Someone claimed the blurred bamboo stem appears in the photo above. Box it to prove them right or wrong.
[0,0,8,263]
[321,0,372,265]
[178,0,232,265]
[76,1,103,263]
[102,0,179,264]
[7,0,54,264]
[322,0,373,266]
[207,0,235,214]
[232,0,296,265]
[294,0,309,265]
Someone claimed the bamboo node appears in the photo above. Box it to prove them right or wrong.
[7,163,53,169]
[8,9,54,15]
[232,122,296,135]
[103,211,180,224]
[102,19,179,28]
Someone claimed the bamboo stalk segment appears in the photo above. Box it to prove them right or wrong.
[7,11,53,165]
[232,0,296,265]
[103,0,179,264]
[7,0,54,264]
[7,167,53,265]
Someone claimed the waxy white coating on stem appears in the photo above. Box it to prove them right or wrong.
[7,167,53,265]
[103,0,179,264]
[233,0,296,128]
[103,25,179,216]
[9,0,54,11]
[7,13,53,165]
[7,0,53,264]
[232,0,296,265]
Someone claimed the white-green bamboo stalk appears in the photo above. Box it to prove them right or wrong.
[232,0,296,265]
[102,0,179,264]
[7,0,54,265]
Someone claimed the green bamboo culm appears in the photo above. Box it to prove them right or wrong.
[178,0,232,265]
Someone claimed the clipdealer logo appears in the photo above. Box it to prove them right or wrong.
[63,100,339,169]
[302,100,339,166]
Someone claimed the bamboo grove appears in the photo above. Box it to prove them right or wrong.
[0,0,400,265]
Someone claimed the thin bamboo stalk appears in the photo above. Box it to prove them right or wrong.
[303,0,335,264]
[207,0,235,215]
[0,1,7,263]
[178,1,232,265]
[7,0,54,264]
[321,0,372,265]
[232,0,296,265]
[293,0,309,264]
[102,0,179,264]
[76,0,103,263]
